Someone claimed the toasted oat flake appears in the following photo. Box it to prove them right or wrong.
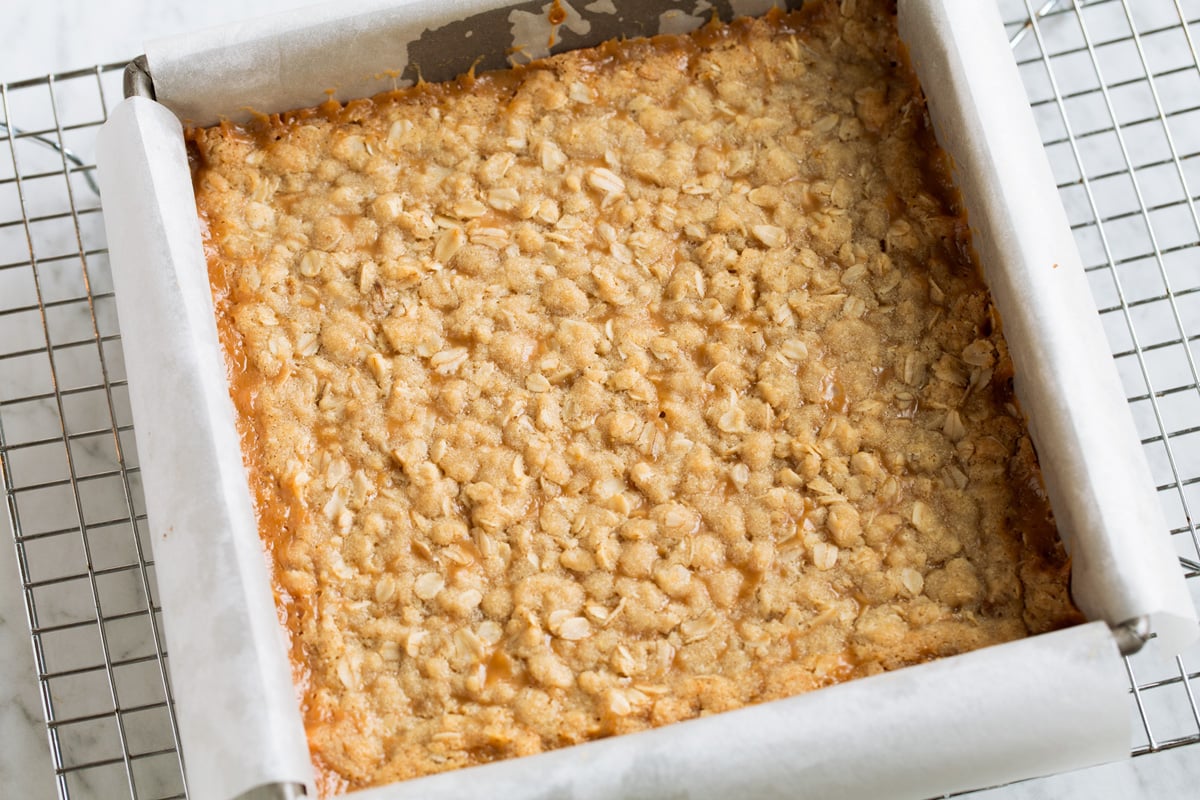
[487,187,521,211]
[469,227,509,248]
[747,186,780,207]
[194,2,1078,792]
[434,227,464,262]
[781,339,808,361]
[365,352,390,386]
[751,224,787,248]
[298,251,323,277]
[680,612,719,643]
[454,198,488,218]
[900,567,925,596]
[430,347,468,375]
[374,576,397,604]
[586,166,626,199]
[943,409,966,441]
[405,629,428,658]
[477,620,503,645]
[539,140,568,171]
[607,688,633,716]
[557,616,592,640]
[812,541,839,571]
[413,573,444,601]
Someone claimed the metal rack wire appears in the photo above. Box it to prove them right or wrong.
[0,1,1197,798]
[0,62,186,799]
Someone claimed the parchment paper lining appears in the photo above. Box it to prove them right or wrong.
[96,1,1196,798]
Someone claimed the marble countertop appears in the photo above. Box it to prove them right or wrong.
[1,1,1197,798]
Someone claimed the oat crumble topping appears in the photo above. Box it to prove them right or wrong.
[188,1,1080,792]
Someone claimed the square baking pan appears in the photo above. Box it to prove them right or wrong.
[94,1,1197,799]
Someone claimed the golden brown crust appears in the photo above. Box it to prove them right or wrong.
[190,1,1081,793]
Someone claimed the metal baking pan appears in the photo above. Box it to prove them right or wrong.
[94,1,1197,798]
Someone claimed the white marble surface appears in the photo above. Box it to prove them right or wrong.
[1,1,1198,799]
[0,527,57,800]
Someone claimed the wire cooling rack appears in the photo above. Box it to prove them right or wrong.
[1,1,1198,798]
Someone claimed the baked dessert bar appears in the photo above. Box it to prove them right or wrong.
[188,0,1081,793]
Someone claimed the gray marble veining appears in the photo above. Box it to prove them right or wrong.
[0,518,57,800]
